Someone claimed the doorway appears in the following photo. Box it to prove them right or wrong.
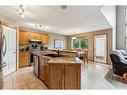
[2,25,16,76]
[94,34,107,63]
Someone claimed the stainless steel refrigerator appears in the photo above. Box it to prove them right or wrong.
[0,25,3,89]
[0,25,7,89]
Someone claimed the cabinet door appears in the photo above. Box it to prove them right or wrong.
[64,65,81,89]
[19,31,29,44]
[19,52,30,68]
[34,33,41,40]
[40,34,48,44]
[29,32,35,39]
[50,65,64,89]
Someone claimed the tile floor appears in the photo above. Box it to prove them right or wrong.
[3,67,48,89]
[3,61,127,89]
[83,62,127,89]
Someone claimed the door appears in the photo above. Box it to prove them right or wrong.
[94,35,107,63]
[2,25,16,76]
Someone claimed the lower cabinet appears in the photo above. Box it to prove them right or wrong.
[39,57,50,86]
[64,65,81,89]
[19,52,30,68]
[39,57,81,89]
[49,64,64,89]
[48,64,81,89]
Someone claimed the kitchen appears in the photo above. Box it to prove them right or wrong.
[18,28,81,89]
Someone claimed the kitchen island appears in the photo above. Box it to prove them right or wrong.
[32,50,81,89]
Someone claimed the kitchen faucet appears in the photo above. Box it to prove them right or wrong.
[52,49,60,56]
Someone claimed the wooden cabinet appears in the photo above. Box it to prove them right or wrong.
[48,64,81,89]
[49,64,63,89]
[19,52,30,68]
[29,32,35,40]
[39,57,50,86]
[64,65,81,89]
[39,57,45,81]
[19,31,29,44]
[40,34,49,44]
[19,29,49,45]
[38,56,81,89]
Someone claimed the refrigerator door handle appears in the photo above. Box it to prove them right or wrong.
[1,62,6,68]
[2,35,7,57]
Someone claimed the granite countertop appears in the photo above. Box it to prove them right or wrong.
[32,51,81,64]
[48,57,81,64]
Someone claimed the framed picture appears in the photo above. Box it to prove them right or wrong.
[54,39,64,49]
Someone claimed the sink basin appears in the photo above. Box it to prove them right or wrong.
[45,54,65,58]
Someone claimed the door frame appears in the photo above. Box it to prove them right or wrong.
[93,34,108,64]
[0,20,18,71]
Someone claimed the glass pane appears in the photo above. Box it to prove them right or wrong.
[126,8,127,21]
[80,38,88,48]
[73,39,80,48]
[95,37,105,57]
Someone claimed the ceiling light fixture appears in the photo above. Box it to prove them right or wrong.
[17,5,26,18]
[34,24,46,31]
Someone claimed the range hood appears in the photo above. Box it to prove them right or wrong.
[29,39,42,43]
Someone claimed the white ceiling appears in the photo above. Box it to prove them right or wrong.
[0,6,111,35]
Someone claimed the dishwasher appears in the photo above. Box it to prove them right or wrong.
[33,55,39,77]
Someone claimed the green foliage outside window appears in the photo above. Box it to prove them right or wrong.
[73,39,80,48]
[73,37,88,48]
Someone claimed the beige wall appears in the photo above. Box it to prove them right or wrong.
[47,33,67,49]
[67,28,112,64]
[19,28,67,49]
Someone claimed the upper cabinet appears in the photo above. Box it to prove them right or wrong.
[40,34,49,44]
[19,30,30,45]
[19,29,49,45]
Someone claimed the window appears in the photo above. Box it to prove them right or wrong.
[72,37,88,49]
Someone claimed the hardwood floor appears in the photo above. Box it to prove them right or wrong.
[2,61,127,89]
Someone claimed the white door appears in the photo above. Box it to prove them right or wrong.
[2,25,16,76]
[94,35,107,63]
